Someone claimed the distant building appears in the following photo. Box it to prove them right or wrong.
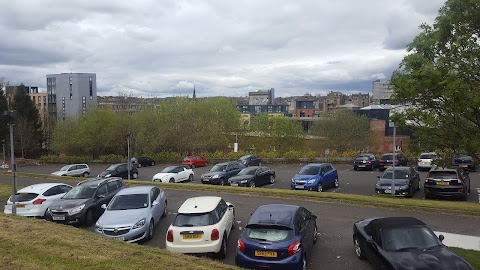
[323,91,345,112]
[28,92,48,126]
[372,80,393,104]
[293,95,320,117]
[5,85,39,106]
[237,104,289,115]
[248,88,275,105]
[46,73,97,121]
[347,93,370,108]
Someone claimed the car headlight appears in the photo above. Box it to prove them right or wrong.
[240,180,248,183]
[307,177,317,184]
[375,183,381,189]
[401,185,409,190]
[291,178,295,183]
[68,204,85,215]
[95,223,103,231]
[105,174,111,177]
[132,218,146,229]
[212,175,219,179]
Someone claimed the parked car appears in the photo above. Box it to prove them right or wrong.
[353,154,378,171]
[47,177,126,226]
[95,185,167,243]
[378,153,408,171]
[98,163,138,179]
[51,164,90,177]
[291,163,339,192]
[182,155,208,168]
[131,156,156,168]
[238,154,262,167]
[417,152,439,171]
[152,165,194,183]
[166,196,235,258]
[375,167,420,197]
[4,183,73,218]
[451,153,476,171]
[235,204,318,270]
[228,166,275,188]
[353,217,474,270]
[424,167,471,201]
[201,161,244,186]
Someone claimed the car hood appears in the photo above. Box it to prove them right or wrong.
[203,171,225,177]
[377,179,409,186]
[98,170,113,177]
[97,208,148,227]
[153,173,174,179]
[51,171,66,176]
[388,247,472,270]
[229,175,254,183]
[49,198,90,210]
[293,174,317,181]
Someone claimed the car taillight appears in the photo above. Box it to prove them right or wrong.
[288,241,301,256]
[167,230,174,242]
[393,159,399,163]
[238,238,245,252]
[33,198,46,205]
[211,228,219,241]
[418,159,422,162]
[367,161,371,164]
[379,160,384,162]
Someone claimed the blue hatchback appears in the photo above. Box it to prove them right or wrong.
[291,163,339,192]
[235,204,318,270]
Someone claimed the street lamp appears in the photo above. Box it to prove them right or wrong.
[126,132,131,181]
[1,139,5,170]
[389,121,396,197]
[4,110,17,214]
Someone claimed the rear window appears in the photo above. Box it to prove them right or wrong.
[174,212,216,227]
[420,154,436,159]
[355,156,369,161]
[11,193,38,202]
[428,171,457,178]
[245,225,293,242]
[381,154,394,160]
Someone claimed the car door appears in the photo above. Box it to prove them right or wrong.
[117,164,127,178]
[150,187,162,223]
[94,183,110,215]
[177,167,188,182]
[215,199,230,237]
[299,208,314,256]
[254,167,264,185]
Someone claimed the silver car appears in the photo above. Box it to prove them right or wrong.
[51,164,90,177]
[95,185,167,243]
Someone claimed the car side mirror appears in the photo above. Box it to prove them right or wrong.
[366,239,377,249]
[228,203,234,208]
[97,194,106,199]
[439,235,444,242]
[152,201,159,207]
[101,204,107,209]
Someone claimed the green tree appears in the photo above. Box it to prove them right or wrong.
[0,78,10,146]
[311,110,373,152]
[251,113,304,149]
[390,0,480,158]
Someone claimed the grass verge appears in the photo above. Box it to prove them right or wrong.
[451,247,480,269]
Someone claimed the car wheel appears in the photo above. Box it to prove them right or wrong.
[84,209,94,227]
[353,236,366,260]
[169,178,175,183]
[269,175,275,184]
[313,224,318,244]
[425,193,433,200]
[249,180,256,188]
[333,177,339,188]
[188,174,194,181]
[162,201,168,217]
[151,161,155,166]
[353,166,358,171]
[137,163,142,168]
[316,182,323,192]
[218,235,227,259]
[146,219,154,240]
[191,164,196,169]
[219,178,226,186]
[82,172,89,178]
[132,172,138,179]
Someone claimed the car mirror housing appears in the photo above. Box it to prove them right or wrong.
[377,175,381,178]
[228,203,235,208]
[439,235,444,242]
[101,204,107,209]
[152,201,159,206]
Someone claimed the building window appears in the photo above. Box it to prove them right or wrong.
[89,77,93,97]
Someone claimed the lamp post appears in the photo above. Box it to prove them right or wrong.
[1,139,5,170]
[389,121,396,197]
[126,132,131,181]
[4,111,17,214]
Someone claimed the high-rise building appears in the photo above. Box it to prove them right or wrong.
[46,73,97,121]
[248,88,275,105]
[372,80,393,105]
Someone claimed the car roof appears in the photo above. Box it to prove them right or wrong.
[17,183,69,193]
[215,161,236,165]
[178,196,221,214]
[365,217,426,236]
[78,177,122,186]
[305,163,331,167]
[115,185,156,195]
[420,152,437,155]
[247,204,299,229]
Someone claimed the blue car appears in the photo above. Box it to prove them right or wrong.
[291,163,339,192]
[235,204,318,270]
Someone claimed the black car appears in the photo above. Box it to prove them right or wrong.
[200,161,245,185]
[228,166,275,187]
[378,153,408,171]
[375,167,420,197]
[451,154,476,171]
[47,177,126,226]
[353,217,473,270]
[238,155,262,167]
[131,156,156,168]
[98,163,139,179]
[424,167,471,201]
[353,154,379,171]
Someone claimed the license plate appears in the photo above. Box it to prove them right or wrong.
[52,216,65,221]
[15,204,26,208]
[255,250,277,257]
[230,183,238,186]
[436,181,450,186]
[183,234,202,239]
[295,185,304,189]
[202,179,209,182]
[113,236,124,241]
[384,166,392,168]
[384,189,391,194]
[460,165,468,167]
[358,165,365,168]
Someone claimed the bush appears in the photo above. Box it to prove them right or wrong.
[99,154,124,163]
[40,155,91,164]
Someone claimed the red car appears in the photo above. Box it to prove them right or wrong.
[182,156,208,168]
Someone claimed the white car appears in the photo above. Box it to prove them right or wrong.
[152,165,194,183]
[166,196,235,258]
[51,164,90,177]
[417,152,438,171]
[4,183,73,217]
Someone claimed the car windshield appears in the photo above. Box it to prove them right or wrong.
[174,212,215,227]
[298,166,320,175]
[239,156,251,161]
[238,167,257,175]
[63,186,96,199]
[108,194,149,210]
[381,154,397,160]
[381,170,409,179]
[355,156,369,161]
[420,154,436,159]
[246,226,293,242]
[161,166,177,173]
[106,164,118,171]
[59,165,70,171]
[381,226,442,252]
[210,165,226,172]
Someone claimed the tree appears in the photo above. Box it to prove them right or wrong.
[390,0,480,158]
[311,110,373,152]
[250,113,304,149]
[0,78,10,145]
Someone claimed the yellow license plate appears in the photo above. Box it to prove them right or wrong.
[15,205,26,208]
[255,250,277,257]
[182,234,202,239]
[384,166,392,168]
[358,165,365,168]
[436,181,449,186]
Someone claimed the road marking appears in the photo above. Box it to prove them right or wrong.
[434,231,480,251]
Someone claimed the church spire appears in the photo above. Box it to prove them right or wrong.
[193,84,197,99]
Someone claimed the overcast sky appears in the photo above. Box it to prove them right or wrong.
[0,0,446,98]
